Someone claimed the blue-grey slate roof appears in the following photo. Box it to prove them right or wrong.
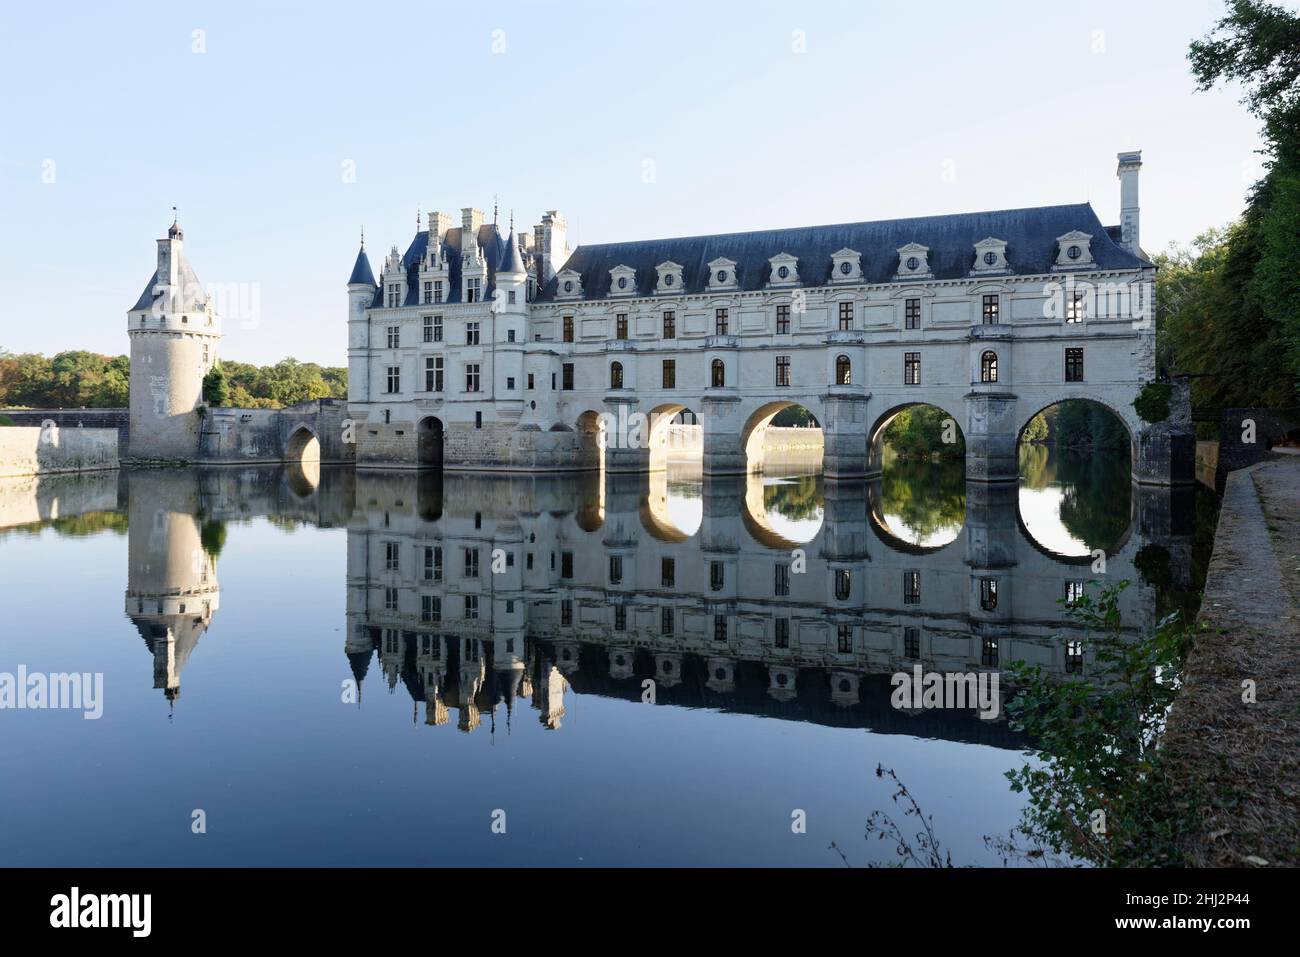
[535,203,1145,303]
[371,223,512,308]
[348,246,376,286]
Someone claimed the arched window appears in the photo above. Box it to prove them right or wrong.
[610,361,624,389]
[711,358,726,388]
[980,350,998,383]
[835,354,851,385]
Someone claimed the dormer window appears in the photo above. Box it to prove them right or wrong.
[707,257,738,291]
[896,243,932,280]
[1054,231,1095,269]
[830,248,861,283]
[556,268,583,300]
[972,237,1008,274]
[655,261,684,294]
[768,252,799,288]
[609,264,636,297]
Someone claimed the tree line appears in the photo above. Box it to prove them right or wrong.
[0,349,346,411]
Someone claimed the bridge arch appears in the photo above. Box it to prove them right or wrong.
[740,400,824,475]
[416,416,444,469]
[867,400,966,476]
[741,471,823,549]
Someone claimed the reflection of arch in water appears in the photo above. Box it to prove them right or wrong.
[741,401,823,475]
[741,472,823,549]
[417,416,444,469]
[866,479,962,555]
[867,401,966,475]
[640,468,700,541]
[285,425,321,491]
[1015,398,1135,557]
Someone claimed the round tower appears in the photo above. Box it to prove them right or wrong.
[126,218,222,461]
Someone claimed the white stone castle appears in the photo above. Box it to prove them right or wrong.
[125,151,1189,484]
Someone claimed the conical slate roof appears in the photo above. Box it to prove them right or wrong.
[348,245,376,286]
[497,231,526,278]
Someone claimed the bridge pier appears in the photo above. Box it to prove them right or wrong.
[701,393,745,475]
[822,390,870,479]
[964,393,1019,483]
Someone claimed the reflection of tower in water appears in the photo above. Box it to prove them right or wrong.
[123,472,220,709]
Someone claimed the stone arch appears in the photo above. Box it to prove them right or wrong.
[646,401,702,472]
[575,409,605,470]
[285,424,321,464]
[867,400,966,476]
[1016,394,1138,449]
[416,416,444,469]
[866,479,963,554]
[741,471,823,549]
[740,400,824,475]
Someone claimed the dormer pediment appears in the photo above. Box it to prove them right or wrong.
[556,268,583,299]
[1054,230,1095,269]
[768,252,800,287]
[830,248,862,283]
[655,261,685,294]
[896,242,932,280]
[608,264,637,297]
[972,236,1009,274]
[707,257,738,291]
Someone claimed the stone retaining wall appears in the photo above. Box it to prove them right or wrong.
[0,426,119,478]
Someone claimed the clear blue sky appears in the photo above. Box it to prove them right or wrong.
[0,0,1279,366]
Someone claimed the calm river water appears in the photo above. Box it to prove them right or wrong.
[0,449,1214,865]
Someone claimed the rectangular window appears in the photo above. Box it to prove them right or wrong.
[1064,580,1086,606]
[423,281,432,305]
[464,548,480,578]
[616,314,628,340]
[661,607,674,636]
[609,555,623,585]
[1065,347,1084,382]
[425,356,444,392]
[433,315,443,341]
[387,325,400,348]
[428,546,443,582]
[837,625,852,654]
[506,376,515,390]
[421,595,440,623]
[1066,640,1084,674]
[663,310,676,338]
[982,294,1000,324]
[465,595,479,620]
[614,605,626,632]
[384,587,398,611]
[562,363,574,390]
[423,315,433,342]
[466,277,481,303]
[384,541,399,571]
[714,615,728,642]
[561,552,573,579]
[775,355,791,387]
[839,301,853,330]
[387,284,401,308]
[715,308,729,335]
[774,618,790,649]
[386,366,401,394]
[1066,292,1085,323]
[903,570,920,604]
[834,569,851,601]
[475,410,482,429]
[508,290,516,305]
[982,637,999,668]
[980,577,998,611]
[905,297,921,329]
[507,329,516,343]
[527,373,535,390]
[904,626,920,659]
[563,316,574,342]
[904,352,920,385]
[774,563,790,597]
[466,321,480,346]
[465,363,481,392]
[709,561,724,592]
[661,557,675,588]
[561,599,573,626]
[775,303,791,334]
[433,280,443,304]
[662,359,676,389]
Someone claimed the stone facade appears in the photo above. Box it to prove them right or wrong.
[346,152,1189,484]
[0,425,119,478]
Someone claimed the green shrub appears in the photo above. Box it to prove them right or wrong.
[1133,382,1172,424]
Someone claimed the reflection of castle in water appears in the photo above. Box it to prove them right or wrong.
[344,469,1195,747]
[0,463,1194,738]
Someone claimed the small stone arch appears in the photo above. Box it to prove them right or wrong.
[417,416,444,469]
[1015,395,1138,475]
[285,424,321,464]
[867,400,966,475]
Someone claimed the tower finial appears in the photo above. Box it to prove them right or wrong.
[417,207,421,232]
[360,225,365,249]
[493,194,499,226]
[171,205,178,226]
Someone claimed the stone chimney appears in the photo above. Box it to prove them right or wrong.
[534,210,569,284]
[427,211,454,243]
[461,207,484,238]
[1116,151,1142,255]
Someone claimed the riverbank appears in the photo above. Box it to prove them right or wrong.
[1161,451,1300,866]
